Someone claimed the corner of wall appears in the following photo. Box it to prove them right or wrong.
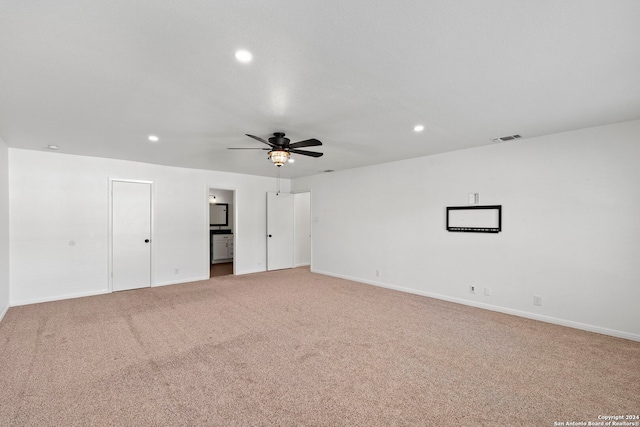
[0,137,10,322]
[303,120,640,341]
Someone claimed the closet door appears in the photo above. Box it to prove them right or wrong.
[112,180,152,291]
[266,192,294,271]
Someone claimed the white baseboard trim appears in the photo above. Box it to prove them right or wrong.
[153,276,210,287]
[311,268,640,342]
[11,289,111,307]
[0,303,9,323]
[295,263,311,268]
[10,275,212,306]
[234,268,266,276]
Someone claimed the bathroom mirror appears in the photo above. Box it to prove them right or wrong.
[210,203,229,226]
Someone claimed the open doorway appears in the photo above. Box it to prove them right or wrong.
[208,187,235,278]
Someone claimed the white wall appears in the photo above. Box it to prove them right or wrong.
[292,120,640,341]
[0,138,9,321]
[9,149,288,305]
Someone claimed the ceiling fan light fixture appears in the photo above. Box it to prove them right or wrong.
[268,150,290,167]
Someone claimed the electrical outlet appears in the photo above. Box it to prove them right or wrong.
[375,270,381,277]
[174,268,179,275]
[469,285,475,294]
[484,287,491,296]
[534,295,542,306]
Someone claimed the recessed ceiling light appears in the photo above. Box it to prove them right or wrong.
[288,158,295,163]
[413,124,424,132]
[148,135,159,142]
[234,49,253,63]
[47,145,59,150]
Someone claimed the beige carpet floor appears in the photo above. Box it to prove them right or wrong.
[0,267,638,426]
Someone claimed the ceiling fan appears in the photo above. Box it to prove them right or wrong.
[228,132,323,166]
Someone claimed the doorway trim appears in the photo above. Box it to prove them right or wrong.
[206,185,237,277]
[108,178,154,292]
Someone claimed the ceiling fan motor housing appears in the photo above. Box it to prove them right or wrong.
[269,132,290,147]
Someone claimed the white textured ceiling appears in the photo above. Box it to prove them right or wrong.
[1,1,639,179]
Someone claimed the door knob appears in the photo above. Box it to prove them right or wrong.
[144,239,150,243]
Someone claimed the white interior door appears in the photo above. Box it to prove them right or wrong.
[294,192,311,267]
[267,192,294,271]
[112,181,152,291]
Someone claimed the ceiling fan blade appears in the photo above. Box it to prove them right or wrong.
[289,149,323,158]
[227,147,270,150]
[246,134,275,147]
[289,139,322,149]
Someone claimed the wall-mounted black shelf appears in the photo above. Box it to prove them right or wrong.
[446,205,502,233]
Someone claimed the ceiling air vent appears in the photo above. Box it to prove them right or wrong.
[493,134,522,142]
